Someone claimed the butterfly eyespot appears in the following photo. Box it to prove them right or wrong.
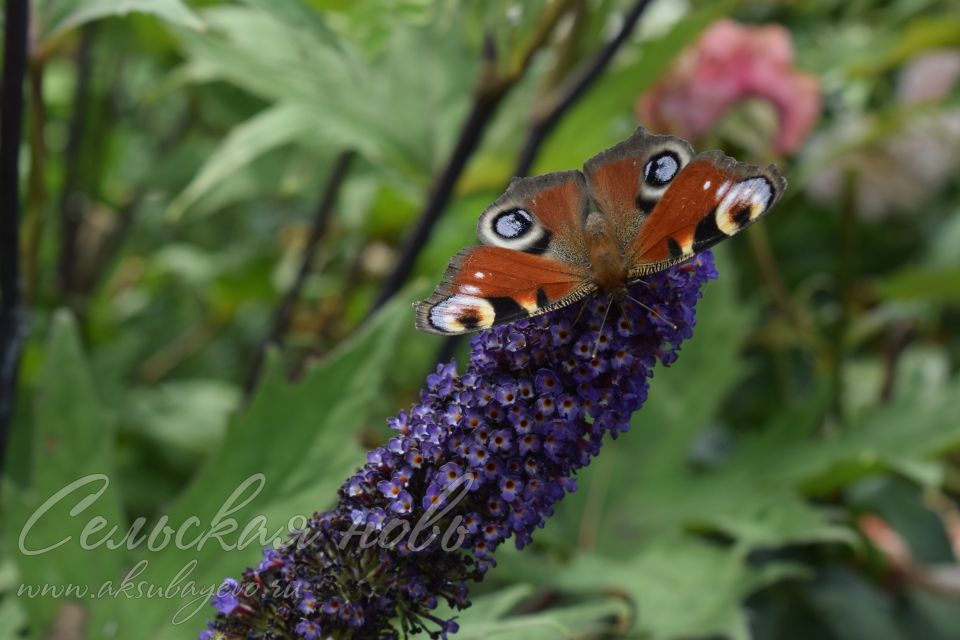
[643,151,680,187]
[478,203,551,254]
[428,295,495,333]
[715,177,774,235]
[492,209,534,239]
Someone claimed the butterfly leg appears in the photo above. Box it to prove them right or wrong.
[624,291,677,331]
[571,293,595,330]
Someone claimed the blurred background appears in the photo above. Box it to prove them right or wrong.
[3,0,960,638]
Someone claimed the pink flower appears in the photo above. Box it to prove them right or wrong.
[637,19,821,155]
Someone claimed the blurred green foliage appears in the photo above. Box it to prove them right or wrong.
[2,0,960,638]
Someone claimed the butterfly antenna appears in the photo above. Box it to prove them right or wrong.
[592,300,613,358]
[624,293,677,331]
[572,295,592,328]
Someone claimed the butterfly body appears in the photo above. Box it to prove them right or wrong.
[415,128,786,335]
[583,212,628,295]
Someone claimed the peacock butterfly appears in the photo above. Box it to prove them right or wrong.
[415,128,786,334]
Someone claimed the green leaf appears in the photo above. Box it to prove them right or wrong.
[453,599,631,640]
[3,311,129,638]
[499,539,803,640]
[0,558,27,637]
[433,583,631,640]
[804,569,909,640]
[172,6,351,104]
[0,595,27,639]
[237,0,341,49]
[848,15,960,75]
[122,378,240,457]
[874,266,960,303]
[167,102,328,221]
[172,4,475,202]
[93,289,417,638]
[35,0,205,44]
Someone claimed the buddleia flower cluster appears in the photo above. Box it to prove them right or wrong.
[203,252,718,639]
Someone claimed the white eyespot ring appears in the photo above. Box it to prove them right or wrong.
[636,141,693,200]
[643,151,680,187]
[478,206,550,253]
[492,209,534,240]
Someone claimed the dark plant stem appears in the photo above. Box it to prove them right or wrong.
[0,0,30,474]
[878,321,916,404]
[57,25,98,301]
[514,0,654,177]
[746,224,794,403]
[832,170,859,422]
[22,57,47,303]
[244,150,355,397]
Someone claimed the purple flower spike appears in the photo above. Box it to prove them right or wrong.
[205,254,717,639]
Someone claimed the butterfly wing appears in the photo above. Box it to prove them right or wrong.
[475,170,592,262]
[414,247,593,334]
[627,150,787,275]
[416,171,595,335]
[583,128,694,252]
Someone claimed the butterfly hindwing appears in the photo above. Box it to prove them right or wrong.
[628,150,787,274]
[414,247,592,335]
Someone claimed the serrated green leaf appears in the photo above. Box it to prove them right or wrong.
[432,583,631,640]
[35,0,205,44]
[171,4,475,207]
[237,0,341,49]
[501,538,804,640]
[3,311,129,638]
[167,102,329,221]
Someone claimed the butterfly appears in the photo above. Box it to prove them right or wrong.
[415,128,786,335]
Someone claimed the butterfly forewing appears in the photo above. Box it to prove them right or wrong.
[629,151,787,273]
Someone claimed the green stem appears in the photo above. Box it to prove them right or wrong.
[832,169,859,422]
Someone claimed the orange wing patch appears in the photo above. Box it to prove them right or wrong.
[633,161,730,262]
